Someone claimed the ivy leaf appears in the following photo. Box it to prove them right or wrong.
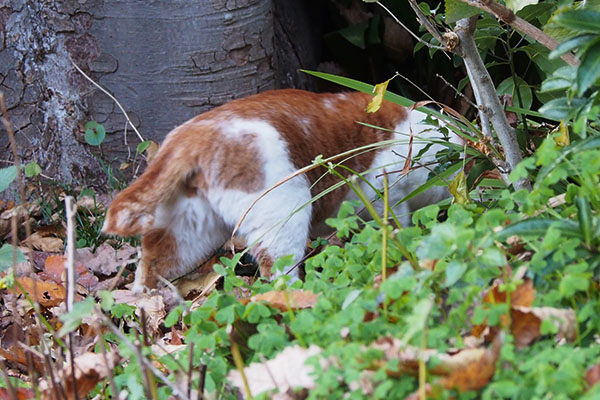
[24,161,42,178]
[84,121,106,146]
[0,165,17,192]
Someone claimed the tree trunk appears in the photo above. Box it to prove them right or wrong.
[0,0,275,192]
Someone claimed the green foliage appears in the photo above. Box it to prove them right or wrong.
[41,2,600,398]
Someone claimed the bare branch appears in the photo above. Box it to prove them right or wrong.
[454,17,530,191]
[462,0,579,66]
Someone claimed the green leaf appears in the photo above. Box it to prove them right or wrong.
[337,22,368,49]
[0,243,26,272]
[24,162,41,178]
[538,97,586,121]
[0,166,17,192]
[506,0,538,13]
[549,34,596,59]
[537,136,600,184]
[496,218,582,241]
[136,140,151,154]
[577,40,600,95]
[445,0,480,23]
[58,297,95,337]
[445,260,467,287]
[98,290,114,312]
[84,121,106,146]
[553,10,600,33]
[497,76,533,110]
[402,297,434,344]
[448,170,472,205]
[576,196,593,246]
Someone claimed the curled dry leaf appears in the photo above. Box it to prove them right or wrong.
[39,351,120,400]
[8,276,66,307]
[22,231,63,252]
[373,334,502,393]
[111,289,166,334]
[0,203,40,238]
[251,290,319,312]
[511,306,576,348]
[228,345,323,398]
[473,279,536,338]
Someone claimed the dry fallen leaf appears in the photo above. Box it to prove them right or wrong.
[39,351,120,400]
[586,361,600,390]
[77,243,137,276]
[473,279,536,338]
[228,345,323,398]
[8,276,66,307]
[511,306,576,348]
[41,255,99,291]
[22,231,63,252]
[0,203,40,238]
[0,388,34,400]
[43,254,67,283]
[437,336,501,392]
[0,322,43,369]
[251,290,319,312]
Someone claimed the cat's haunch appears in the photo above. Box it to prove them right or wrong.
[103,89,455,291]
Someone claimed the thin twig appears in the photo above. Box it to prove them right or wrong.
[376,1,446,51]
[407,0,447,47]
[70,60,145,143]
[198,363,207,400]
[65,196,77,312]
[187,342,194,400]
[435,73,478,110]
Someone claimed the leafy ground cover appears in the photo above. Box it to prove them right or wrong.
[2,1,600,399]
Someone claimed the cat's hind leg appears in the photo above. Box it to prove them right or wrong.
[214,183,313,282]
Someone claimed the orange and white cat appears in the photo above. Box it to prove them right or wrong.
[103,89,453,291]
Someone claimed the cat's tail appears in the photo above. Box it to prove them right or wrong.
[102,141,198,237]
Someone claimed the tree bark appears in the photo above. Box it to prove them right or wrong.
[0,0,275,192]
